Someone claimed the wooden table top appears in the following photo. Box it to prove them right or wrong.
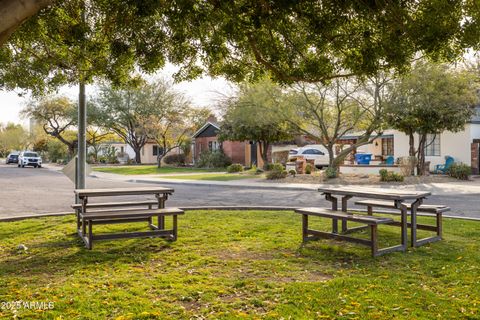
[317,186,431,200]
[74,187,174,197]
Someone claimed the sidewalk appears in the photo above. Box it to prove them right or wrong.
[87,168,480,196]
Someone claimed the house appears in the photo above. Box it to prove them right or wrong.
[124,140,183,164]
[339,109,480,173]
[192,120,292,168]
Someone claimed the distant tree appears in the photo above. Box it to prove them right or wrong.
[219,79,294,169]
[386,62,478,175]
[285,75,390,169]
[21,97,77,156]
[0,123,29,156]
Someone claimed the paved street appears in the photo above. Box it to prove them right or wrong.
[0,163,479,219]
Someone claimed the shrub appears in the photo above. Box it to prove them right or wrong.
[196,150,232,168]
[227,163,244,173]
[164,154,186,165]
[379,169,404,182]
[289,169,296,177]
[448,163,471,180]
[325,167,337,179]
[265,163,275,171]
[270,163,285,171]
[266,170,288,180]
[265,162,287,180]
[305,164,313,174]
[255,168,264,175]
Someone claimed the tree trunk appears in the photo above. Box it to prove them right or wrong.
[416,134,427,176]
[259,141,269,170]
[157,153,165,168]
[326,144,335,168]
[134,148,141,164]
[408,132,416,175]
[0,0,52,46]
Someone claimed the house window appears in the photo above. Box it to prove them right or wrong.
[425,134,440,156]
[120,146,124,154]
[381,138,394,156]
[153,145,164,156]
[209,141,219,151]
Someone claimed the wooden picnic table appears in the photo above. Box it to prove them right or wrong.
[318,186,432,250]
[73,187,182,249]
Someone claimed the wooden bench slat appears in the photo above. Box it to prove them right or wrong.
[295,207,394,225]
[354,200,450,213]
[72,200,159,210]
[80,208,184,220]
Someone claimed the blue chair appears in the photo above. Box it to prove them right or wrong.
[434,156,454,174]
[385,155,394,165]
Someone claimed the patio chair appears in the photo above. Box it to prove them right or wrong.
[434,156,454,174]
[385,155,394,165]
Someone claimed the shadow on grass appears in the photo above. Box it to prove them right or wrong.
[0,233,175,277]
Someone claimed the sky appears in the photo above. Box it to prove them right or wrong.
[0,64,235,128]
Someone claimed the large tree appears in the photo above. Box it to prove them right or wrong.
[95,83,160,164]
[142,80,193,167]
[219,79,294,169]
[386,62,478,175]
[164,1,480,84]
[285,75,390,169]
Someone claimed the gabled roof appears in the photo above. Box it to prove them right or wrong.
[192,121,221,138]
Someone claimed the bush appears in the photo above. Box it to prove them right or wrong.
[379,169,404,182]
[305,164,313,174]
[265,162,287,180]
[264,163,275,171]
[448,163,471,180]
[269,163,285,171]
[325,167,337,179]
[196,150,232,168]
[164,154,186,165]
[266,170,288,180]
[255,168,264,175]
[227,163,244,173]
[289,169,296,177]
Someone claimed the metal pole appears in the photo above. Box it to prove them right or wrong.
[77,81,86,190]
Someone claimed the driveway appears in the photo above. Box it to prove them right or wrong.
[0,163,479,219]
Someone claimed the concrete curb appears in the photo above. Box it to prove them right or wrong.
[1,207,479,222]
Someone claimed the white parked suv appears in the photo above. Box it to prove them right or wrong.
[18,151,42,168]
[288,144,330,168]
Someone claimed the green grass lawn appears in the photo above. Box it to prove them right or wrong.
[92,165,224,175]
[161,173,258,181]
[1,211,479,319]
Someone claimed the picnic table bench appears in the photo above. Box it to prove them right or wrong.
[73,187,184,249]
[295,207,395,257]
[354,199,449,246]
[295,186,445,256]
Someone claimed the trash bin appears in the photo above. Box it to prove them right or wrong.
[354,153,372,165]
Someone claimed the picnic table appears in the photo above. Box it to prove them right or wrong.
[73,187,184,249]
[295,186,446,256]
[318,186,438,246]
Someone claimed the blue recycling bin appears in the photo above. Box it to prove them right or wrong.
[355,153,372,165]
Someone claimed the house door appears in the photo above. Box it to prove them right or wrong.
[250,142,257,167]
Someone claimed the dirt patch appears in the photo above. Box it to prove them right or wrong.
[274,172,467,185]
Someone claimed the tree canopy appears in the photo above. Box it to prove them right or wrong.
[386,61,479,174]
[219,79,294,169]
[3,0,480,94]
